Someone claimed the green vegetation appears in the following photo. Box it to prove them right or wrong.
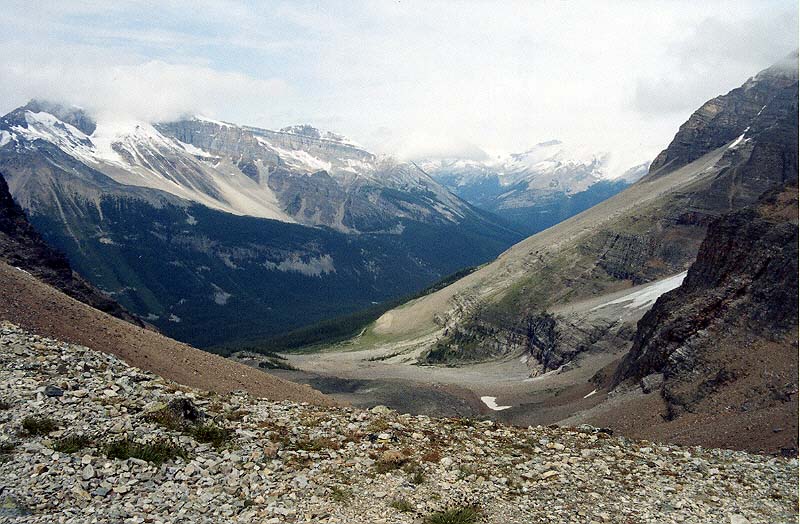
[390,498,415,512]
[329,486,352,503]
[212,265,480,355]
[104,438,187,465]
[21,416,58,436]
[410,467,426,485]
[147,406,232,449]
[185,423,232,449]
[0,441,17,454]
[52,434,92,453]
[424,506,482,524]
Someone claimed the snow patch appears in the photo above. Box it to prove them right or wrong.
[481,396,512,411]
[591,271,688,312]
[0,130,15,147]
[728,127,750,149]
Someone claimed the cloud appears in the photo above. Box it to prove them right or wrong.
[634,7,798,118]
[0,0,796,167]
[0,51,288,123]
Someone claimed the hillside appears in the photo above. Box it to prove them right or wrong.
[0,322,796,522]
[0,173,143,327]
[0,260,334,405]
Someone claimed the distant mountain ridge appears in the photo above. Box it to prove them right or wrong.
[421,140,649,235]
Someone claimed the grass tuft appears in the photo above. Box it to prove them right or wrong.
[104,437,187,465]
[21,416,58,436]
[186,423,232,449]
[52,434,92,453]
[329,486,352,503]
[390,498,414,512]
[424,506,481,524]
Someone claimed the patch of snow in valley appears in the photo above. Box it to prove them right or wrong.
[481,396,512,411]
[591,271,688,312]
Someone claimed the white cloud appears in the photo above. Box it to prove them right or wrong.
[0,48,287,123]
[0,0,796,167]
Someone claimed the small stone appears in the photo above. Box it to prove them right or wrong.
[82,464,95,480]
[44,385,64,397]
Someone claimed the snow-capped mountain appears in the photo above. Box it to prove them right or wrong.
[1,101,478,234]
[0,100,522,346]
[421,140,649,235]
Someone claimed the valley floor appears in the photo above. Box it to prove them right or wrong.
[260,270,796,455]
[1,323,797,523]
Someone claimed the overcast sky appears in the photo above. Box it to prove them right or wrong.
[1,1,796,168]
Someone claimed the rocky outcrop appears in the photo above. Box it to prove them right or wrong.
[0,173,144,327]
[648,52,798,177]
[0,322,796,523]
[614,184,798,430]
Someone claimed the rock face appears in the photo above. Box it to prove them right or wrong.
[614,183,798,436]
[0,322,796,523]
[648,51,798,177]
[0,173,143,327]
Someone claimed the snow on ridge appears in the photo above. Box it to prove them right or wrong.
[728,127,750,150]
[193,115,233,127]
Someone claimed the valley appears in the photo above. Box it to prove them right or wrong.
[0,4,797,523]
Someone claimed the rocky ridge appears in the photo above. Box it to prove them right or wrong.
[1,322,797,523]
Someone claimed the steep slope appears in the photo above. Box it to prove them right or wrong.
[0,172,143,327]
[601,183,798,452]
[337,55,797,376]
[423,141,648,235]
[0,102,522,346]
[0,259,334,404]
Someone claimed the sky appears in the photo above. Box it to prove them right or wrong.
[1,0,797,170]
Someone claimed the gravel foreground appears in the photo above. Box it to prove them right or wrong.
[0,322,796,524]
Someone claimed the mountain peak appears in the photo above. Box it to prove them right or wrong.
[20,99,96,135]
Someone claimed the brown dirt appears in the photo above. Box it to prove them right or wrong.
[0,261,337,406]
[577,335,798,455]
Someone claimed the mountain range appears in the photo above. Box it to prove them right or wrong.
[0,103,531,346]
[421,141,649,235]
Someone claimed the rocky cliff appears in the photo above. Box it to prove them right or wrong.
[648,52,798,177]
[0,173,144,327]
[613,183,798,438]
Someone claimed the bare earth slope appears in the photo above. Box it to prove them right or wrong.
[0,260,335,405]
